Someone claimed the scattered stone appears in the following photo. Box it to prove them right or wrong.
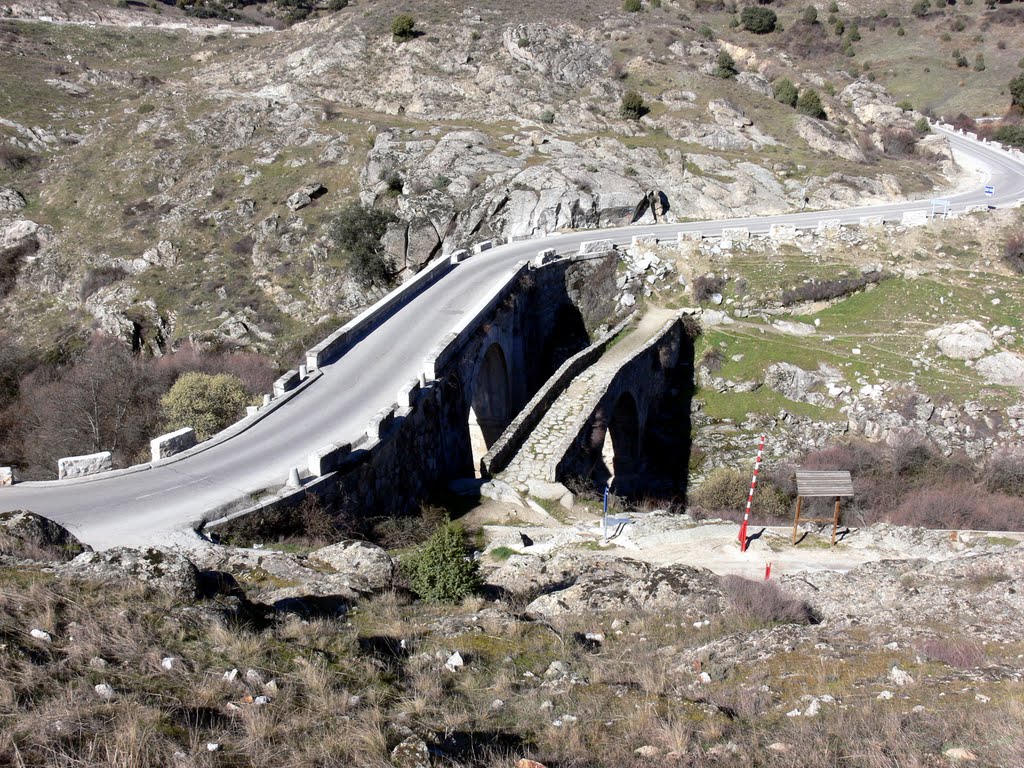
[161,657,176,671]
[888,666,914,687]
[877,690,894,700]
[516,760,547,768]
[490,698,505,710]
[30,628,52,642]
[224,668,239,682]
[445,651,464,671]
[206,743,222,752]
[94,683,116,701]
[943,747,977,762]
[634,745,661,758]
[974,693,990,703]
[768,742,792,753]
[391,735,430,768]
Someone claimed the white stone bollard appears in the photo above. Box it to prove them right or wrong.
[298,364,307,380]
[0,467,12,486]
[150,427,198,463]
[287,467,301,488]
[58,451,113,480]
[262,394,272,407]
[246,405,259,417]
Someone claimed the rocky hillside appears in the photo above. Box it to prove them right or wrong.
[0,0,967,359]
[1,508,1022,766]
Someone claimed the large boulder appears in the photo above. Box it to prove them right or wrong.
[0,187,26,213]
[308,540,396,592]
[512,556,724,620]
[926,321,994,361]
[976,352,1024,387]
[487,552,648,599]
[59,547,200,601]
[763,362,825,403]
[0,510,89,562]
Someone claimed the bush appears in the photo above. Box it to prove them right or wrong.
[741,6,777,33]
[779,271,885,305]
[623,0,642,11]
[952,49,968,68]
[891,482,1024,530]
[329,203,398,289]
[714,49,738,79]
[690,467,791,519]
[847,22,860,41]
[1010,73,1024,109]
[160,372,251,441]
[773,77,799,107]
[797,88,826,119]
[802,6,818,24]
[721,576,817,626]
[1003,231,1024,273]
[691,273,727,303]
[406,522,481,603]
[995,124,1024,149]
[915,117,931,134]
[699,23,714,40]
[79,265,128,300]
[391,13,416,41]
[327,0,348,9]
[984,451,1024,497]
[911,0,930,16]
[620,90,648,120]
[539,109,555,124]
[881,127,918,156]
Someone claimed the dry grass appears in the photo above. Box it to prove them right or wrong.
[1,560,1023,766]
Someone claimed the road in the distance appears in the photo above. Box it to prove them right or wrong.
[2,126,1023,549]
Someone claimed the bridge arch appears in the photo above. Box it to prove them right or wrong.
[468,342,513,475]
[599,391,642,488]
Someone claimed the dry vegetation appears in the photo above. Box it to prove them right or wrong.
[0,562,1022,768]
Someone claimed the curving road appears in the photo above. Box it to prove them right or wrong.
[3,126,1024,549]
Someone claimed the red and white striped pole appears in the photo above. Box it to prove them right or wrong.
[739,434,766,552]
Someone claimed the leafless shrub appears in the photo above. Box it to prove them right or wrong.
[721,575,817,626]
[699,346,724,372]
[1003,231,1024,274]
[691,273,726,303]
[985,451,1024,497]
[779,271,885,306]
[891,481,1024,530]
[919,636,987,668]
[79,265,129,300]
[880,126,918,156]
[0,144,37,171]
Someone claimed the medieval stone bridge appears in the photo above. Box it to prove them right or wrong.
[232,251,696,530]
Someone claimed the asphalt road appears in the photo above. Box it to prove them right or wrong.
[3,126,1023,549]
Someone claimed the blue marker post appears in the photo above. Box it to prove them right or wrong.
[602,485,610,543]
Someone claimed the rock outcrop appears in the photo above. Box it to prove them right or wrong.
[0,510,89,562]
[59,547,201,600]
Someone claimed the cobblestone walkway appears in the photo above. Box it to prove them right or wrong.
[498,308,676,490]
